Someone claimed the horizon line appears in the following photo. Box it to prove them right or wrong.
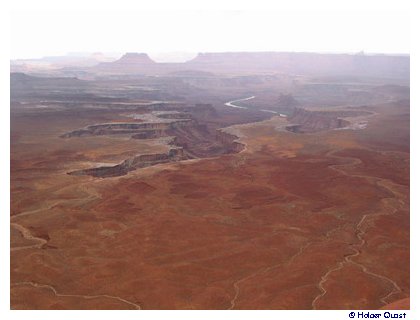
[11,50,410,62]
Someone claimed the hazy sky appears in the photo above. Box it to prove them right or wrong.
[10,0,410,60]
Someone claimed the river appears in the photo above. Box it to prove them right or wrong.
[224,96,286,117]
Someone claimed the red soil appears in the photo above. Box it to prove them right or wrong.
[10,102,409,309]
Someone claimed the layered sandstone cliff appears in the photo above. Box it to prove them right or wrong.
[68,148,185,178]
[63,105,244,177]
[286,108,350,133]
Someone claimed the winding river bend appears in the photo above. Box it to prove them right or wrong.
[224,96,256,109]
[224,96,286,117]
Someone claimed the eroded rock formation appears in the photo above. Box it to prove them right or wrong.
[68,148,185,178]
[63,106,244,177]
[61,121,190,138]
[286,108,350,133]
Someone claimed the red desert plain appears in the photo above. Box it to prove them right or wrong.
[10,52,409,309]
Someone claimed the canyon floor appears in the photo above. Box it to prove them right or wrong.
[10,65,409,309]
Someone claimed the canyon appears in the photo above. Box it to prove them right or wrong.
[63,107,245,178]
[10,51,409,310]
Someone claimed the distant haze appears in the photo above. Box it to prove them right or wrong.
[11,3,410,60]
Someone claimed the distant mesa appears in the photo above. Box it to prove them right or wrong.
[115,52,156,65]
[186,52,410,78]
[92,52,158,74]
[11,51,410,79]
[11,52,115,69]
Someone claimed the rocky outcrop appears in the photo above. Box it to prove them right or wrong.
[68,148,185,178]
[315,110,372,118]
[156,112,192,120]
[164,121,243,158]
[61,121,189,138]
[215,131,245,153]
[286,108,350,133]
[285,124,302,133]
[63,106,245,177]
[131,130,166,139]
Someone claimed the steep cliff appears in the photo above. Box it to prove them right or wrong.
[61,121,184,138]
[287,108,350,133]
[68,148,185,178]
[63,106,245,177]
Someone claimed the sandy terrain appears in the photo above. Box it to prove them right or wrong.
[10,97,409,309]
